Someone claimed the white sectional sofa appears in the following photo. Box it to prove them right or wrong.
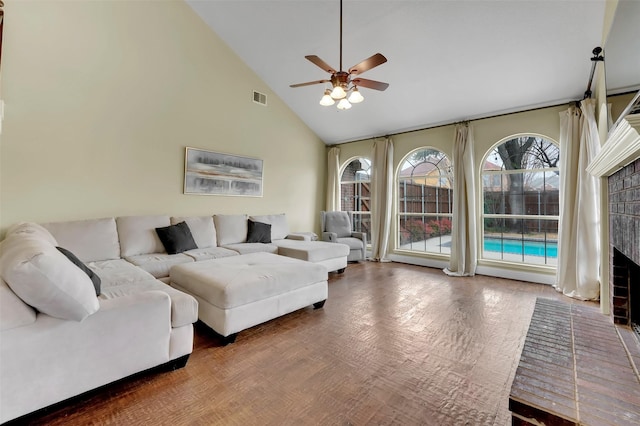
[0,212,349,423]
[0,220,198,424]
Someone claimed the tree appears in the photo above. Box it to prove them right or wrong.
[494,136,559,229]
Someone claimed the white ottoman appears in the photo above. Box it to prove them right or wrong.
[169,252,328,343]
[272,239,350,273]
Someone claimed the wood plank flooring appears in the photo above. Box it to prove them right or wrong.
[12,262,600,425]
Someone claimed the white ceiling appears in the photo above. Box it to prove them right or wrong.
[187,1,640,145]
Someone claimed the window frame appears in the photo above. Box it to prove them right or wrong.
[339,157,372,245]
[395,147,453,257]
[479,134,560,269]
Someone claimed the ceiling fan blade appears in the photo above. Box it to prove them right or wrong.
[348,53,387,75]
[352,78,389,91]
[290,79,330,88]
[305,55,337,74]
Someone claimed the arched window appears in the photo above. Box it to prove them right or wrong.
[397,148,453,254]
[340,158,371,243]
[482,135,559,266]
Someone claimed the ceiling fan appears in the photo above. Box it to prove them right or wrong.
[290,0,389,110]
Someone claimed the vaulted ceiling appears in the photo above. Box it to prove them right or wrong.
[187,1,640,145]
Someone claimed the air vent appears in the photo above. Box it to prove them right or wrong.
[253,91,267,106]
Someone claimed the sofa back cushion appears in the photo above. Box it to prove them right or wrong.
[117,216,170,257]
[43,218,120,262]
[0,278,36,331]
[171,216,216,248]
[214,214,248,246]
[0,235,100,321]
[249,214,290,240]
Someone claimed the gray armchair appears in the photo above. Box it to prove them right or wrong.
[320,211,367,262]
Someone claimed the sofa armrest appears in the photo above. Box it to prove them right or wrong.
[0,290,173,423]
[321,232,338,242]
[286,232,318,241]
[351,232,367,246]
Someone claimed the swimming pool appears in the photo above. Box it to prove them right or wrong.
[484,238,557,258]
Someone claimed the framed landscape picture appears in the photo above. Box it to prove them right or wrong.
[184,147,263,197]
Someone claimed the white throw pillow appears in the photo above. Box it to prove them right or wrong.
[5,222,58,246]
[0,235,99,322]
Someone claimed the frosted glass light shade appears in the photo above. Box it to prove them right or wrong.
[319,89,335,106]
[348,88,364,103]
[330,85,347,99]
[337,98,352,110]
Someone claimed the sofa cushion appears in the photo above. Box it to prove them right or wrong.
[86,259,156,286]
[56,246,101,296]
[0,279,36,331]
[222,243,279,255]
[0,235,99,321]
[171,216,216,249]
[42,218,120,262]
[249,214,290,240]
[100,279,198,328]
[183,247,238,262]
[155,222,198,255]
[117,216,170,257]
[214,214,247,245]
[246,219,271,243]
[5,222,58,246]
[123,253,194,279]
[336,236,365,250]
[324,213,352,238]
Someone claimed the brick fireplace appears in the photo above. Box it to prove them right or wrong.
[587,95,640,327]
[609,157,640,328]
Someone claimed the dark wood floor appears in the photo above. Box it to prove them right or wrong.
[14,262,599,425]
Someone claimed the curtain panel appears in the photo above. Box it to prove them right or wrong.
[326,147,341,211]
[554,99,601,300]
[444,123,477,276]
[370,137,393,261]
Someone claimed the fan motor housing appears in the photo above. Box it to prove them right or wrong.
[331,71,350,89]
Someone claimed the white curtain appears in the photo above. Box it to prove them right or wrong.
[555,99,601,300]
[444,123,477,276]
[326,147,341,211]
[370,137,393,261]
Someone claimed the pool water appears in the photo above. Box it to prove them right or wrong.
[484,238,557,258]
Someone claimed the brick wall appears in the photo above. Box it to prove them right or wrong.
[608,158,640,324]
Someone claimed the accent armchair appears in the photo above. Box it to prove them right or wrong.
[320,211,367,262]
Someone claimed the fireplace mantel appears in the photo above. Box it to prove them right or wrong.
[587,113,640,177]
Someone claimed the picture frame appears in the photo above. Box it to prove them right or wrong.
[184,147,263,197]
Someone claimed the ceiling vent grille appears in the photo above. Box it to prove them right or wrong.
[253,91,267,106]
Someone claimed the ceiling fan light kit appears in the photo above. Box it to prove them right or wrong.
[320,89,336,106]
[337,98,352,110]
[290,0,388,111]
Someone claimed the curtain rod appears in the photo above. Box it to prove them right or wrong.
[338,100,574,146]
[583,46,604,100]
[337,81,633,148]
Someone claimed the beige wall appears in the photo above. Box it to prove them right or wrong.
[0,0,326,236]
[336,105,566,184]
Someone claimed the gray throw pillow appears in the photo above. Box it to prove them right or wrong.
[56,246,101,296]
[155,221,198,254]
[246,220,271,243]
